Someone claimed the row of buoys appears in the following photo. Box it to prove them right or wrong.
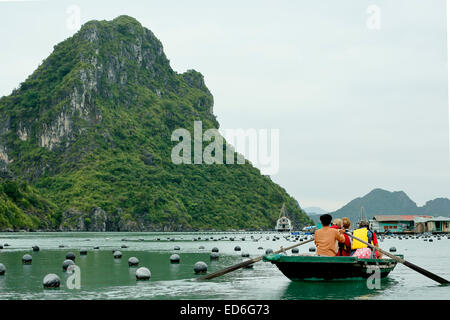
[3,239,281,288]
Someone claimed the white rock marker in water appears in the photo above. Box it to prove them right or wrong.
[62,259,75,271]
[170,254,180,263]
[0,263,5,275]
[22,254,32,264]
[128,257,139,267]
[135,267,151,280]
[194,261,208,274]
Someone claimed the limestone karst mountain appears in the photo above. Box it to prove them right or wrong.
[0,16,312,231]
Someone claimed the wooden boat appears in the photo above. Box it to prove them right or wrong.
[263,254,401,281]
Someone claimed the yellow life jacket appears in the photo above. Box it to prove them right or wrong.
[351,227,370,249]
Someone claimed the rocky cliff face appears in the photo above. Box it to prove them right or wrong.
[0,16,312,231]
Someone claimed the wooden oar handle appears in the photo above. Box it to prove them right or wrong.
[345,232,449,285]
[197,238,315,281]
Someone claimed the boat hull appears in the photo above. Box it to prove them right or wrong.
[263,254,399,281]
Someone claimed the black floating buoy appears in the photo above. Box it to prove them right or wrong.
[389,247,396,252]
[241,252,250,257]
[93,246,99,249]
[258,247,263,250]
[58,245,65,248]
[174,246,180,251]
[43,274,60,288]
[80,248,88,255]
[3,243,9,247]
[210,252,219,260]
[211,247,219,253]
[128,257,139,267]
[170,254,180,263]
[32,245,40,252]
[309,247,316,252]
[22,254,32,264]
[136,267,151,280]
[66,252,76,261]
[62,259,75,271]
[234,246,241,251]
[113,250,122,258]
[265,248,273,255]
[194,261,208,274]
[291,248,299,254]
[429,239,433,242]
[121,245,128,249]
[0,263,5,275]
[199,246,205,250]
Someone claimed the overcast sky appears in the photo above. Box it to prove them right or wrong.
[1,0,449,211]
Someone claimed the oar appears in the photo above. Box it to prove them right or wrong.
[197,238,314,281]
[345,232,450,285]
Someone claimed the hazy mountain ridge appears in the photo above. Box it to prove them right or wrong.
[329,188,450,223]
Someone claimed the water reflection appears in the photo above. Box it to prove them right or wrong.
[279,278,399,300]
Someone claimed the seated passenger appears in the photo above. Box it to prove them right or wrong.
[337,217,352,256]
[351,220,382,259]
[314,214,346,256]
[330,218,343,229]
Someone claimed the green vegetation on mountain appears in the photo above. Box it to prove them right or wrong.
[0,16,312,231]
[0,179,56,230]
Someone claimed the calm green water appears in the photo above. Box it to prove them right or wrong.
[0,232,449,300]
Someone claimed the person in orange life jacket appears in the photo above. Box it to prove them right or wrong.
[337,217,352,256]
[314,214,346,257]
[351,220,382,259]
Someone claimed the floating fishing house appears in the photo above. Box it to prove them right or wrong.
[369,215,450,234]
